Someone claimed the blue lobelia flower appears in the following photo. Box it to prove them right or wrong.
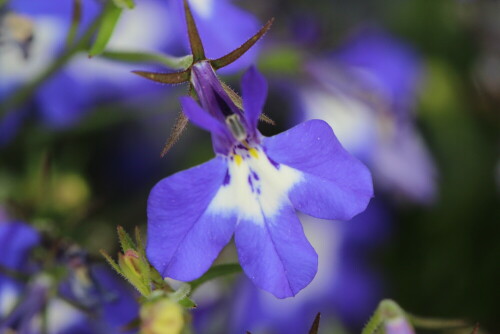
[299,28,437,204]
[0,221,139,333]
[146,63,373,298]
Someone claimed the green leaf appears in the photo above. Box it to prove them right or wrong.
[101,51,193,70]
[117,225,136,252]
[112,0,135,9]
[189,263,242,292]
[88,3,122,57]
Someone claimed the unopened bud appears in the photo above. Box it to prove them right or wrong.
[119,250,150,296]
[140,298,185,334]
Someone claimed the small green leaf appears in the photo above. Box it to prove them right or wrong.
[117,225,136,252]
[88,3,122,57]
[112,0,135,10]
[189,263,242,293]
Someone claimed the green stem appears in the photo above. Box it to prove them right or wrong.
[0,10,104,117]
[188,263,242,293]
[407,313,468,329]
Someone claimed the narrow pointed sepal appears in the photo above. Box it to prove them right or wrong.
[210,18,274,70]
[184,0,205,62]
[160,112,189,157]
[309,313,321,334]
[132,69,190,84]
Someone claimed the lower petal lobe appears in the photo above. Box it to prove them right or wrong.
[146,157,235,281]
[264,119,373,221]
[235,204,318,299]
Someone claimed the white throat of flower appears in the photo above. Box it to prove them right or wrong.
[208,146,303,225]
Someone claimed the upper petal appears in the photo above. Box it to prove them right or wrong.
[235,204,318,299]
[242,66,267,133]
[146,157,235,281]
[263,119,373,221]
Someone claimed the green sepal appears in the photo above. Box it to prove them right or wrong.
[178,297,197,309]
[88,2,122,57]
[210,18,274,70]
[100,249,122,275]
[117,225,136,252]
[183,0,205,62]
[169,283,191,303]
[308,313,321,334]
[221,81,275,125]
[132,69,191,84]
[159,112,189,158]
[189,263,241,293]
[102,51,193,70]
[112,0,135,10]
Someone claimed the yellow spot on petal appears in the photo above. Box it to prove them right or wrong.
[249,148,259,159]
[234,154,243,166]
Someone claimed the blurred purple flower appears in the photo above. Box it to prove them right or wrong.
[227,200,390,333]
[0,221,139,333]
[298,28,437,204]
[146,64,373,298]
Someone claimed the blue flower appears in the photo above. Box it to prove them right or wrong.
[146,63,373,298]
[0,221,139,333]
[299,28,437,204]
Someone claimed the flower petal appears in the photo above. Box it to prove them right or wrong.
[0,222,40,270]
[242,66,267,132]
[263,119,373,220]
[180,96,225,136]
[146,157,235,281]
[235,204,318,299]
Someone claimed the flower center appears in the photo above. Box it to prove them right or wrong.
[209,146,303,225]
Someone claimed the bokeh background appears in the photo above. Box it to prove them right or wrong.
[1,0,499,333]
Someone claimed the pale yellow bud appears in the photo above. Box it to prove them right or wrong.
[140,299,185,334]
